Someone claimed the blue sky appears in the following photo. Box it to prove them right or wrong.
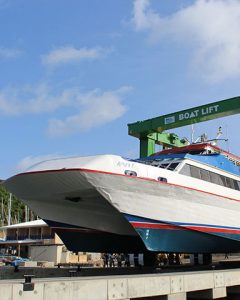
[0,0,240,179]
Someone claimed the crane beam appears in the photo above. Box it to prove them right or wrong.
[128,96,240,157]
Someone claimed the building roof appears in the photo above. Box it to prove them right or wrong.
[0,219,47,230]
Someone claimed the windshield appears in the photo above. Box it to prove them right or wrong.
[132,158,182,171]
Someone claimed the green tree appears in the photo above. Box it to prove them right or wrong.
[0,184,27,226]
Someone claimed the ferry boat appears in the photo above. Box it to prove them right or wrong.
[3,143,240,253]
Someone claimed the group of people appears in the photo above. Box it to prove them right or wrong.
[101,252,182,268]
[101,253,129,268]
[156,253,182,266]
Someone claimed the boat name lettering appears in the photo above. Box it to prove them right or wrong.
[116,161,134,168]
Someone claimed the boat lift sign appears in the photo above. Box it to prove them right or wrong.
[128,96,240,136]
[164,104,220,125]
[155,97,240,132]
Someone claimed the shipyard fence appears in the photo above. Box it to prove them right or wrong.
[2,268,240,299]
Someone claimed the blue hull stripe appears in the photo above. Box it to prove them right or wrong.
[124,214,240,252]
[124,214,240,233]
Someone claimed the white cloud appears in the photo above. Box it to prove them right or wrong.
[0,83,130,136]
[48,86,131,136]
[0,84,74,115]
[16,154,65,173]
[42,46,112,66]
[0,47,21,59]
[132,0,240,82]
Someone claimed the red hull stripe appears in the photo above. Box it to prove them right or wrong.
[131,222,240,234]
[52,223,240,235]
[131,222,180,230]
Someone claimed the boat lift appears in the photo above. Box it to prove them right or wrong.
[128,96,240,158]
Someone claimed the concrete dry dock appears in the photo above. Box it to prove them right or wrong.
[2,268,240,300]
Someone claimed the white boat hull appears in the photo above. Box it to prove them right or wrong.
[4,154,240,253]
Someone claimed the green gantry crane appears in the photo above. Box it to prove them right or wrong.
[128,96,240,158]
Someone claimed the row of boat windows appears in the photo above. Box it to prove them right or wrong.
[180,163,240,191]
[125,160,240,191]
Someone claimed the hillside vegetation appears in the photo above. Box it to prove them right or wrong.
[0,184,28,226]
